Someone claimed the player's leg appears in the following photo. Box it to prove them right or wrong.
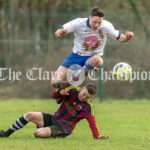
[34,127,51,138]
[85,55,103,68]
[84,55,103,75]
[34,126,69,138]
[51,66,70,89]
[51,52,86,89]
[0,112,43,137]
[72,55,103,80]
[0,114,29,137]
[34,113,69,138]
[24,112,44,127]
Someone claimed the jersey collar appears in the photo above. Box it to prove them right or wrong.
[86,18,91,28]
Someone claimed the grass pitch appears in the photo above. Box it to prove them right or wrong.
[0,99,150,150]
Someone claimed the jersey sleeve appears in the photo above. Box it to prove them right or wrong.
[51,86,80,100]
[62,18,81,33]
[84,101,101,138]
[102,22,121,40]
[86,114,101,139]
[51,89,63,99]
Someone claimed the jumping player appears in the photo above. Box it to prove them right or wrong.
[51,6,134,89]
[0,83,108,139]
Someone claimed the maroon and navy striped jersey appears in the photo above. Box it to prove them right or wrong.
[51,86,101,138]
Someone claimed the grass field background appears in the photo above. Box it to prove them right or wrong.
[0,99,150,150]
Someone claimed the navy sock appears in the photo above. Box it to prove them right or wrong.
[6,116,28,136]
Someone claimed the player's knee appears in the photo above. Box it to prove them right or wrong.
[34,129,41,138]
[91,55,103,67]
[97,56,103,67]
[25,112,35,121]
[34,128,51,138]
[94,55,103,67]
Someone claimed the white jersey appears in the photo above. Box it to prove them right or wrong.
[62,18,121,56]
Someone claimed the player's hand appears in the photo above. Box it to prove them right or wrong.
[125,31,134,41]
[55,29,67,38]
[60,89,69,96]
[97,135,109,139]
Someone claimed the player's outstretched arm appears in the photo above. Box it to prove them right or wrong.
[55,28,68,38]
[117,31,134,42]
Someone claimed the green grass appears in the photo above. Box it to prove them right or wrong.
[0,99,150,150]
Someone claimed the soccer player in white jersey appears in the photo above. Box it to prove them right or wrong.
[51,6,134,89]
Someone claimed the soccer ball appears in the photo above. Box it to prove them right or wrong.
[113,62,132,81]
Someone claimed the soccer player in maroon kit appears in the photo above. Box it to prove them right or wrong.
[0,83,108,139]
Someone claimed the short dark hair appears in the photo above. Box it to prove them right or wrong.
[86,83,97,95]
[91,6,104,18]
